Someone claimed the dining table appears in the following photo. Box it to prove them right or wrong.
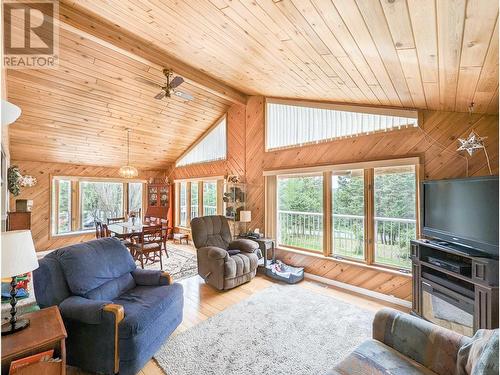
[107,220,161,239]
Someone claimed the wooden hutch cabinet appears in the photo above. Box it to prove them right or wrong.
[145,182,169,219]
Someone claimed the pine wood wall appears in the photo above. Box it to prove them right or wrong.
[241,96,499,302]
[9,161,166,251]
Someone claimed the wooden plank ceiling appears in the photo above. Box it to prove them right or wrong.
[7,0,499,168]
[64,0,498,114]
[7,7,236,169]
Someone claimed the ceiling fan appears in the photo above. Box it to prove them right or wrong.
[135,69,194,101]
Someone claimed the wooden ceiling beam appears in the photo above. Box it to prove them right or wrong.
[58,2,248,105]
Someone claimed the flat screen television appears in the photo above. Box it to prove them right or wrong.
[422,176,499,257]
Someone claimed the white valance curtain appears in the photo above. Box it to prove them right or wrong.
[266,100,418,150]
[176,116,227,167]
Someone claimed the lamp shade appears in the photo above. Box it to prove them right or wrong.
[1,100,22,126]
[239,210,251,223]
[1,230,38,277]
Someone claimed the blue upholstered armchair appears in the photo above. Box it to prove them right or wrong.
[33,238,184,375]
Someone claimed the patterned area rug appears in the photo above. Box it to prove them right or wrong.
[154,284,374,375]
[144,245,198,281]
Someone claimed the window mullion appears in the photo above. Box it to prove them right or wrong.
[323,171,332,257]
[216,180,224,215]
[198,181,203,217]
[186,182,192,226]
[123,182,128,218]
[365,169,375,264]
[175,183,180,226]
[71,180,79,232]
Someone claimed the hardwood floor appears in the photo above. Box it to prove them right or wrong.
[70,243,409,375]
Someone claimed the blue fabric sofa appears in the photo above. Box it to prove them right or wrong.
[33,237,184,375]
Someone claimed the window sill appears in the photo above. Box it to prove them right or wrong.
[275,246,412,277]
[50,230,94,238]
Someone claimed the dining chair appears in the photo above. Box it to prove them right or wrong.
[160,219,172,258]
[107,216,126,224]
[145,216,159,225]
[129,208,141,219]
[102,223,111,238]
[95,219,104,238]
[129,225,166,270]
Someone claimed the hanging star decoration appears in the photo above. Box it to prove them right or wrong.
[457,131,487,156]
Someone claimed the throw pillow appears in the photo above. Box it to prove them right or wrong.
[457,329,499,375]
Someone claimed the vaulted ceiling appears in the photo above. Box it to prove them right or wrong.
[6,5,235,169]
[6,0,499,168]
[64,0,499,114]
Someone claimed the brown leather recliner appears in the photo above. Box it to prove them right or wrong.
[191,215,260,290]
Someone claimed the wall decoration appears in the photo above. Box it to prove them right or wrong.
[456,103,492,175]
[19,175,37,187]
[7,166,37,196]
[226,175,241,183]
[7,166,22,196]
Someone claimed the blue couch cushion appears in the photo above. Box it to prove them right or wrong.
[33,253,71,308]
[113,283,184,338]
[57,238,136,296]
[85,273,136,301]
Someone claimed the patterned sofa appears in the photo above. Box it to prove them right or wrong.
[327,308,499,375]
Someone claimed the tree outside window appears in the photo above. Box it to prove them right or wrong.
[278,175,323,252]
[81,181,124,229]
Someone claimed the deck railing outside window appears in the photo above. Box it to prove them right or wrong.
[278,210,415,268]
[375,217,416,269]
[203,205,217,216]
[180,208,187,227]
[190,205,199,220]
[278,210,323,251]
[332,213,364,259]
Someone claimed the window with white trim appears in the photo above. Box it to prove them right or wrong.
[266,99,418,150]
[51,177,145,236]
[266,158,419,271]
[176,116,227,167]
[203,181,217,216]
[179,182,187,227]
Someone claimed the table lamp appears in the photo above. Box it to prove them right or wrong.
[1,230,39,335]
[239,210,251,235]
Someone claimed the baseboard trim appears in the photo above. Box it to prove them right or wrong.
[304,272,412,308]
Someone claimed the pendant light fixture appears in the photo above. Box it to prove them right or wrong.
[119,129,138,178]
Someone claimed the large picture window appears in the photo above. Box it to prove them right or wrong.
[191,183,199,220]
[374,166,416,269]
[277,175,323,252]
[332,170,365,260]
[51,177,145,235]
[57,180,72,234]
[80,181,124,230]
[203,181,217,216]
[128,182,143,215]
[266,158,418,271]
[175,179,221,228]
[179,182,187,227]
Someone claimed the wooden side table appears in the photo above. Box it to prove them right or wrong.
[254,238,275,268]
[237,236,275,269]
[1,306,67,375]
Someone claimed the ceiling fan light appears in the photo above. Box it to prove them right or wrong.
[119,165,139,178]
